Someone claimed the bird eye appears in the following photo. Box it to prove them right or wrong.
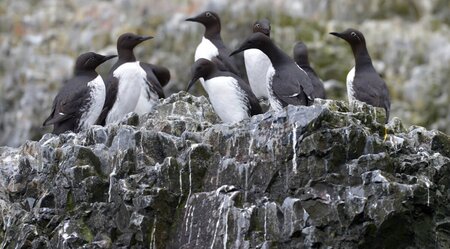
[351,32,357,38]
[206,12,212,17]
[255,24,261,28]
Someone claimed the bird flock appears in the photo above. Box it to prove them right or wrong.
[43,11,391,135]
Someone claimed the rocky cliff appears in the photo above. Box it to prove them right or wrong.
[1,92,449,248]
[1,0,449,147]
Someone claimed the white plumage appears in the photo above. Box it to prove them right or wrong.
[78,75,106,130]
[194,37,219,61]
[244,49,271,100]
[203,76,249,123]
[106,61,145,124]
[134,79,159,115]
[346,66,356,104]
[194,37,219,89]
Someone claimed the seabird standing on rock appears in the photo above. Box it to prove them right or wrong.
[185,11,240,76]
[43,52,116,134]
[96,33,164,125]
[244,18,272,100]
[330,28,390,122]
[293,41,326,99]
[230,33,314,111]
[186,58,262,123]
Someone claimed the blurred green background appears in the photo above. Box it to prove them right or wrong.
[0,0,449,147]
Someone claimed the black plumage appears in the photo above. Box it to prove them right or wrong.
[43,52,116,134]
[231,33,314,110]
[293,41,326,99]
[330,28,391,122]
[186,11,241,76]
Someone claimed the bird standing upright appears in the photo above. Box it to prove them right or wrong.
[43,52,116,134]
[330,28,390,123]
[293,41,326,99]
[231,33,314,111]
[96,33,164,125]
[187,58,262,123]
[186,11,240,77]
[244,18,272,100]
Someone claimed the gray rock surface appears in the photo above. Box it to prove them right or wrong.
[0,0,449,147]
[1,92,449,248]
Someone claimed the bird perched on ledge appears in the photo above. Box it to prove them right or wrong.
[244,18,272,100]
[231,33,314,111]
[186,11,241,77]
[187,58,262,123]
[43,52,116,134]
[330,28,390,123]
[96,33,165,125]
[293,41,326,99]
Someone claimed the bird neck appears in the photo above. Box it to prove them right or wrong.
[74,69,97,77]
[261,42,291,66]
[203,67,221,81]
[352,44,373,68]
[118,48,136,62]
[204,24,222,41]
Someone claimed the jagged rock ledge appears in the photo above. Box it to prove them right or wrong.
[0,92,449,248]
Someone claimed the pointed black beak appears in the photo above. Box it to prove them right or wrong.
[186,77,200,92]
[103,55,117,62]
[185,12,203,23]
[139,36,153,42]
[329,32,342,38]
[185,17,197,22]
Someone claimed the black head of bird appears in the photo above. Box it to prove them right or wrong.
[330,28,366,47]
[185,11,221,36]
[186,58,215,91]
[74,52,117,73]
[230,32,271,56]
[116,33,153,50]
[293,41,309,66]
[253,18,271,37]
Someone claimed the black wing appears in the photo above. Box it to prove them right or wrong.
[43,79,90,126]
[353,70,391,122]
[43,99,58,126]
[140,62,165,99]
[272,67,314,107]
[96,76,119,125]
[304,66,326,99]
[141,63,171,87]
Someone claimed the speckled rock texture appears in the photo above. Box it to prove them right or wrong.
[1,92,449,248]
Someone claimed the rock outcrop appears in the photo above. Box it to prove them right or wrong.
[1,0,449,147]
[1,92,449,248]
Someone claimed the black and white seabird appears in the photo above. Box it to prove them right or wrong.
[43,52,116,134]
[330,28,391,122]
[230,33,314,111]
[186,58,262,123]
[244,18,272,100]
[185,11,240,76]
[96,33,165,125]
[293,41,326,99]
